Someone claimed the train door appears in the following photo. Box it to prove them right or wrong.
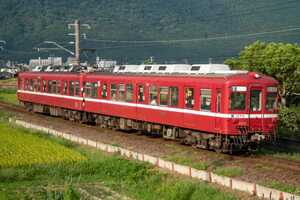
[249,86,264,132]
[136,84,147,121]
[215,89,222,132]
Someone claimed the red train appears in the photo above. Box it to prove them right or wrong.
[17,65,279,153]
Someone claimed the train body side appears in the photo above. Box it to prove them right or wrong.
[17,72,279,140]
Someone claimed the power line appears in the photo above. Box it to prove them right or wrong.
[200,0,300,23]
[86,26,300,44]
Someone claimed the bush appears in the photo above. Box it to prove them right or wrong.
[279,107,300,134]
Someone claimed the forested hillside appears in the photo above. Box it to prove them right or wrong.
[0,0,300,63]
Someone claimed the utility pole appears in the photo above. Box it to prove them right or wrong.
[74,20,80,66]
[68,20,91,66]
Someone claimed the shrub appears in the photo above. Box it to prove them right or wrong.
[279,107,300,134]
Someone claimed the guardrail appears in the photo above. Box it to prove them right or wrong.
[11,118,300,200]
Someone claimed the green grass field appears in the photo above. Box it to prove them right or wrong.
[0,88,18,105]
[0,115,241,199]
[0,122,86,168]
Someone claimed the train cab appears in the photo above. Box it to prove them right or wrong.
[224,72,278,142]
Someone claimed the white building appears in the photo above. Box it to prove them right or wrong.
[29,57,62,67]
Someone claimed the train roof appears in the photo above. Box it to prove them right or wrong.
[19,70,278,85]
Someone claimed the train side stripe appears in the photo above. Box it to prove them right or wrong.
[17,90,278,119]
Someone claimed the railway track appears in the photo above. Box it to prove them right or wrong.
[1,100,300,188]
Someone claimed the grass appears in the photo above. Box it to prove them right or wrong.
[0,88,18,105]
[261,180,300,196]
[259,148,300,162]
[0,122,87,168]
[0,78,17,85]
[213,166,244,178]
[164,153,209,170]
[0,117,240,200]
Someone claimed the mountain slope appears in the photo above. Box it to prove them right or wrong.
[0,0,300,63]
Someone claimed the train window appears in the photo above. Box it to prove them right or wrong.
[37,80,41,92]
[56,80,61,94]
[217,90,221,112]
[200,89,211,111]
[185,88,194,109]
[75,81,80,96]
[25,79,29,90]
[250,90,262,111]
[101,83,107,98]
[91,82,98,98]
[118,83,125,101]
[230,92,246,110]
[126,84,133,102]
[69,81,74,96]
[29,79,34,91]
[110,83,117,100]
[138,85,145,103]
[48,80,53,93]
[85,82,91,97]
[266,93,277,111]
[160,87,169,106]
[169,87,179,106]
[43,80,47,92]
[63,81,67,95]
[32,79,37,91]
[51,81,57,94]
[149,86,158,105]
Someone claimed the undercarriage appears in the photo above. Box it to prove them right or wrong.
[23,101,274,153]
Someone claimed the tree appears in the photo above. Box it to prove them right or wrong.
[225,41,300,107]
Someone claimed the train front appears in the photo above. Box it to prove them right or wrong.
[225,72,279,151]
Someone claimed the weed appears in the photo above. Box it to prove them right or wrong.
[213,166,244,177]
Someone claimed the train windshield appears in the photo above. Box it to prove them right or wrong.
[230,86,246,111]
[266,87,278,112]
[230,92,246,110]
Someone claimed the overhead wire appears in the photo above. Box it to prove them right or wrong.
[86,26,300,44]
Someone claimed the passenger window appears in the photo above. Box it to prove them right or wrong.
[110,83,117,100]
[149,86,158,105]
[48,80,52,93]
[169,87,179,106]
[185,88,194,108]
[69,81,74,96]
[75,81,80,96]
[126,84,133,102]
[30,79,34,91]
[217,91,221,112]
[56,80,61,94]
[63,81,67,95]
[101,83,107,98]
[118,83,125,101]
[33,80,38,91]
[160,87,169,106]
[230,90,246,111]
[266,93,277,112]
[250,90,262,111]
[50,81,57,94]
[25,79,29,90]
[37,80,41,92]
[85,82,91,97]
[43,80,47,92]
[91,82,98,98]
[200,89,211,111]
[138,85,145,103]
